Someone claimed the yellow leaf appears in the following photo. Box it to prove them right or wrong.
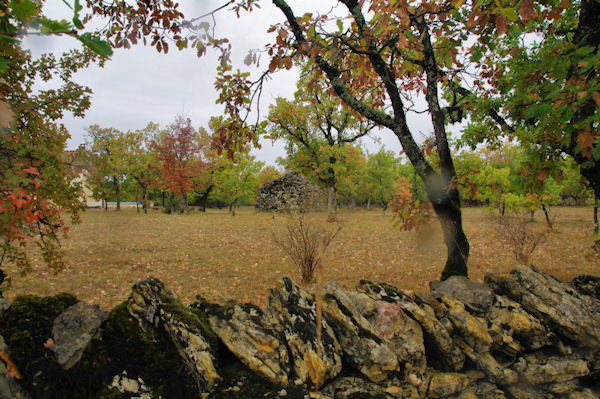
[0,351,22,379]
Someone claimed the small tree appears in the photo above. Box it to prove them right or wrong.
[150,116,206,214]
[273,214,342,286]
[212,154,263,215]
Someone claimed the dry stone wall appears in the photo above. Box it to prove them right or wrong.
[255,172,324,213]
[0,265,599,398]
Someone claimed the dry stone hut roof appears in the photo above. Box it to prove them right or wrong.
[255,172,323,213]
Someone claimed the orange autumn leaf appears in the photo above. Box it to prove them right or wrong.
[0,351,22,379]
[592,91,600,107]
[519,0,536,22]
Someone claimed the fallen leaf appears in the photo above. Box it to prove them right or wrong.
[0,351,22,379]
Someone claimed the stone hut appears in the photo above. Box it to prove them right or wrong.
[255,172,323,213]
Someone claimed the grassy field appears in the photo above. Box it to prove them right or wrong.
[3,206,599,309]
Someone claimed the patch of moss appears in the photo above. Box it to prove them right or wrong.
[100,301,200,398]
[161,299,220,357]
[0,293,88,398]
[209,351,307,399]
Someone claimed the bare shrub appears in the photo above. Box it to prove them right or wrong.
[273,213,342,286]
[494,214,547,264]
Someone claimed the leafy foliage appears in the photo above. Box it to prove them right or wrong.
[390,176,433,232]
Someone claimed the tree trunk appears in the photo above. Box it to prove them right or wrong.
[179,195,186,214]
[113,176,120,211]
[382,201,388,215]
[142,186,147,214]
[530,210,535,222]
[428,185,470,281]
[366,197,371,210]
[104,198,107,212]
[542,203,553,229]
[161,192,165,208]
[326,182,337,222]
[501,203,506,217]
[169,192,174,214]
[185,194,189,215]
[594,196,599,234]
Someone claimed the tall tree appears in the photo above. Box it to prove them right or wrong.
[217,0,480,279]
[460,0,600,209]
[268,76,373,221]
[86,125,130,210]
[150,116,206,214]
[364,149,400,214]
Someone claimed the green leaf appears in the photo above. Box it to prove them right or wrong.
[72,16,84,30]
[499,7,518,22]
[9,0,37,21]
[336,19,343,33]
[77,33,113,58]
[39,18,72,33]
[0,59,8,74]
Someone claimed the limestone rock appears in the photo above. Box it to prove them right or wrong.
[430,276,494,315]
[486,295,550,351]
[357,280,465,371]
[463,351,517,386]
[206,302,290,385]
[572,274,600,300]
[456,381,505,399]
[504,384,553,399]
[128,278,220,393]
[321,281,398,383]
[437,296,493,353]
[567,388,600,399]
[109,370,154,399]
[51,302,107,370]
[419,371,479,399]
[345,291,426,375]
[487,323,523,356]
[514,355,589,385]
[485,266,600,349]
[320,376,386,399]
[255,173,323,213]
[267,277,342,387]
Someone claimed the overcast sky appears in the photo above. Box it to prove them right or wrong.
[26,0,443,166]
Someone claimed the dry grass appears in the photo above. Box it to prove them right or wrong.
[3,206,599,309]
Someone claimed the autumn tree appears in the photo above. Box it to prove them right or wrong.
[150,116,206,214]
[0,0,113,275]
[212,154,264,214]
[363,149,401,213]
[459,0,600,223]
[268,76,374,221]
[257,165,283,188]
[216,0,484,279]
[86,125,133,210]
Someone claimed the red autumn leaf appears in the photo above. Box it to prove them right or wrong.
[22,166,39,175]
[0,352,22,379]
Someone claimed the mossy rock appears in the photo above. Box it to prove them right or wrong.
[0,293,110,398]
[100,301,200,398]
[209,350,308,399]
